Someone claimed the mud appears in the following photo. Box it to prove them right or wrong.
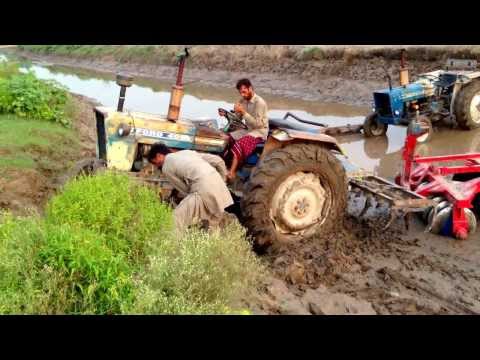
[0,94,97,216]
[247,215,480,315]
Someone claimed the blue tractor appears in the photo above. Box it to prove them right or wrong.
[363,51,480,143]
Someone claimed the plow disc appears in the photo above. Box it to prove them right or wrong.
[425,199,477,237]
[348,174,435,229]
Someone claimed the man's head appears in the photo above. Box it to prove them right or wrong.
[147,143,172,168]
[236,78,254,101]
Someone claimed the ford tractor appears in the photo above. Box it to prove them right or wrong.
[364,50,480,143]
[78,48,355,253]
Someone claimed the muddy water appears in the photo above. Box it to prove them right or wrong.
[2,51,480,180]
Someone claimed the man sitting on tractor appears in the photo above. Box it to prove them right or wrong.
[147,143,234,231]
[219,78,269,182]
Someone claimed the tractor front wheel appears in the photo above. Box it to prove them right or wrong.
[363,112,388,137]
[241,143,348,253]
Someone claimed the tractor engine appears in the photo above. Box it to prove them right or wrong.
[373,82,434,126]
[93,106,227,173]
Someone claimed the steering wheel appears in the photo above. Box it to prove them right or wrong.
[218,108,248,131]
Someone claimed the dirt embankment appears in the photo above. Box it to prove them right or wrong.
[0,94,98,215]
[15,45,478,106]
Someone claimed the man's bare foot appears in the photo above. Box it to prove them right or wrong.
[226,171,236,183]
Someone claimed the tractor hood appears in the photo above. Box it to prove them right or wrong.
[95,106,227,153]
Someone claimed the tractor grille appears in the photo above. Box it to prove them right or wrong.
[374,93,392,117]
[95,110,107,161]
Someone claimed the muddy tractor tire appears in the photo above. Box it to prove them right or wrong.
[455,80,480,130]
[69,158,107,178]
[241,143,348,253]
[363,112,388,137]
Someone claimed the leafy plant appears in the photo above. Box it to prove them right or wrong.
[128,222,265,314]
[0,173,263,315]
[0,213,134,314]
[0,69,71,126]
[45,172,174,262]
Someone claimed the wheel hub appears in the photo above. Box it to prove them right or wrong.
[470,93,480,124]
[270,172,329,235]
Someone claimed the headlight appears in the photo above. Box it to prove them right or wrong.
[394,110,400,116]
[117,123,131,137]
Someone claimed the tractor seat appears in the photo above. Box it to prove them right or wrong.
[245,142,265,166]
[269,117,323,133]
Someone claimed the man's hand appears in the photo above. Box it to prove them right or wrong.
[234,103,245,115]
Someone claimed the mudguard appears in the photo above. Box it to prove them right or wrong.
[270,128,345,155]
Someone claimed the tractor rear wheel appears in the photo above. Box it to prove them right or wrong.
[455,80,480,130]
[363,112,388,137]
[241,143,348,253]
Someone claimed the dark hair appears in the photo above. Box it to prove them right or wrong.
[147,143,172,162]
[236,78,253,91]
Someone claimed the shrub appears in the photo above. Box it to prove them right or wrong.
[0,173,263,315]
[0,70,71,126]
[127,222,265,314]
[37,223,134,314]
[45,172,174,262]
[0,213,133,314]
[0,214,46,314]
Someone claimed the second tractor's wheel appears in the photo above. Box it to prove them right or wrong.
[454,80,480,130]
[363,112,388,137]
[241,143,348,253]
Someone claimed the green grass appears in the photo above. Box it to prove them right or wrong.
[0,114,79,172]
[0,172,264,314]
[0,155,35,169]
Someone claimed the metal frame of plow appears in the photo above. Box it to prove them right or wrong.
[398,134,480,239]
[348,175,434,230]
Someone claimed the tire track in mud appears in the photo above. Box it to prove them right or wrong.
[249,215,480,315]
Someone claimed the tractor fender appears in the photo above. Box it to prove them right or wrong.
[270,128,345,155]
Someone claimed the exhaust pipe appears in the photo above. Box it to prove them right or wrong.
[399,49,409,86]
[116,73,134,112]
[167,48,190,122]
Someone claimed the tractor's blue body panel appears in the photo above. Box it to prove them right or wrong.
[373,83,426,125]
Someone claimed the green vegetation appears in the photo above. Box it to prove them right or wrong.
[0,172,263,314]
[0,114,79,171]
[46,172,174,263]
[0,61,71,127]
[128,222,262,314]
[0,60,78,174]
